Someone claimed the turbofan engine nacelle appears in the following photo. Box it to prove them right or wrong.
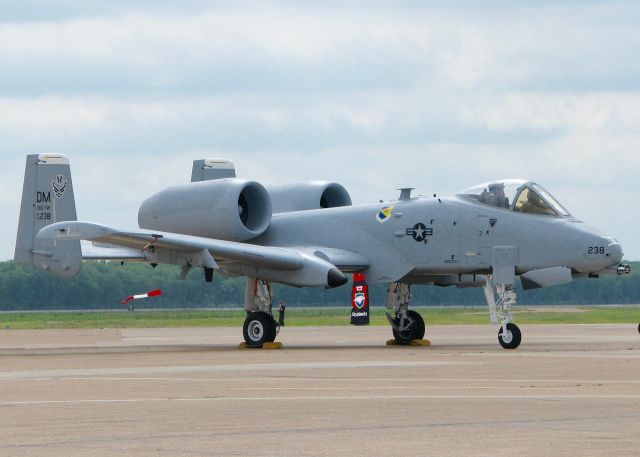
[266,182,352,213]
[138,179,272,242]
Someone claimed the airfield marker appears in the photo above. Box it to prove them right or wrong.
[121,289,163,309]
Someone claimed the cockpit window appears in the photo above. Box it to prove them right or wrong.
[461,180,525,210]
[529,183,571,216]
[459,180,571,217]
[513,187,557,216]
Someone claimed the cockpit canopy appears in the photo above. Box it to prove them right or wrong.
[460,179,571,217]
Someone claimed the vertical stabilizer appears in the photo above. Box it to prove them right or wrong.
[14,154,82,278]
[191,158,236,182]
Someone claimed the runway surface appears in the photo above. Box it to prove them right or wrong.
[0,324,639,456]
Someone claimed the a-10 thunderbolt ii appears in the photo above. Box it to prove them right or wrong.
[15,154,632,349]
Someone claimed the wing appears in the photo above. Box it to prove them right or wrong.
[81,242,147,261]
[38,221,365,288]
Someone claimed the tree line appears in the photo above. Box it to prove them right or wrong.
[0,260,638,311]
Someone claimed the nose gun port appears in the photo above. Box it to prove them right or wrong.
[617,264,632,276]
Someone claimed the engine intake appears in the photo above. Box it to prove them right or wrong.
[138,179,272,241]
[267,182,352,213]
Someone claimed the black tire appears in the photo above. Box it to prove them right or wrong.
[498,323,522,349]
[392,310,425,344]
[243,311,277,347]
[637,323,640,334]
[410,310,425,340]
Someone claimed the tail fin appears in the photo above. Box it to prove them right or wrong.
[14,154,82,278]
[191,158,236,182]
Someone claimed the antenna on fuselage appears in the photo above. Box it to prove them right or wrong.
[398,188,415,201]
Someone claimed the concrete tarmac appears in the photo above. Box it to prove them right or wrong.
[0,324,639,456]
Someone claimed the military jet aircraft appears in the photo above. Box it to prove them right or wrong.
[15,154,632,349]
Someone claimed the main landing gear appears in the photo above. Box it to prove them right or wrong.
[385,282,426,344]
[485,280,522,349]
[242,278,280,347]
[243,311,277,347]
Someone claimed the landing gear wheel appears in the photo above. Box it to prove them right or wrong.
[392,310,425,344]
[243,311,277,347]
[498,323,521,349]
[411,310,425,340]
[637,323,640,334]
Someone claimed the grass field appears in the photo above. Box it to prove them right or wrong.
[0,306,639,329]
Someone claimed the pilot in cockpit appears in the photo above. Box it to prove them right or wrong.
[480,183,510,209]
[461,180,571,217]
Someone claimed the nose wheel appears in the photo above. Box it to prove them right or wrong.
[498,323,521,349]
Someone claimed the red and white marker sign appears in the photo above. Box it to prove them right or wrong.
[121,289,162,305]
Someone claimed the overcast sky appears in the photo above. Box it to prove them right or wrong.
[2,1,639,260]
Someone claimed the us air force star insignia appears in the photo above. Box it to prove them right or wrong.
[406,223,434,243]
[52,175,68,199]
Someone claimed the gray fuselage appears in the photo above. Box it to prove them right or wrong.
[255,195,623,284]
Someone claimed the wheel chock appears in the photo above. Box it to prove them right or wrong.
[263,342,283,350]
[386,339,431,347]
[238,342,283,349]
[410,339,431,346]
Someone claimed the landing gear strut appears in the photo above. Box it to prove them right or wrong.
[243,278,278,347]
[485,279,522,349]
[385,282,425,344]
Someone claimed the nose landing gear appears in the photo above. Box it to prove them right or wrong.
[485,278,522,350]
[498,322,522,349]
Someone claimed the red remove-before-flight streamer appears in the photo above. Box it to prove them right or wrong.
[121,289,162,305]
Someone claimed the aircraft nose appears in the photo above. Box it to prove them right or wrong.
[609,241,624,265]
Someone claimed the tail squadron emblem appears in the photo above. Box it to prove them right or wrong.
[52,175,68,199]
